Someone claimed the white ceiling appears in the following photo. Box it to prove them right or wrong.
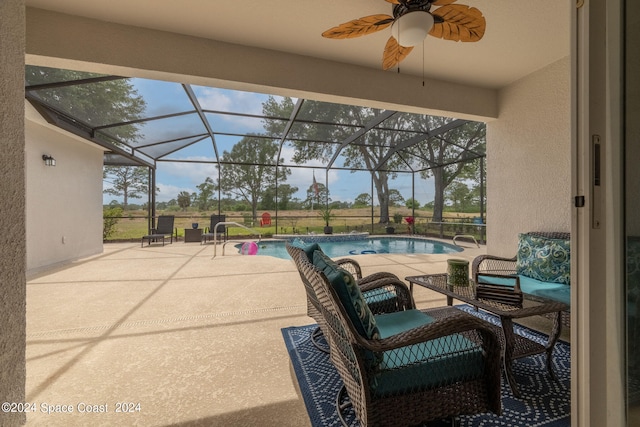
[25,0,571,90]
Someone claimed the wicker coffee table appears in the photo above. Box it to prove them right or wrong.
[406,273,569,398]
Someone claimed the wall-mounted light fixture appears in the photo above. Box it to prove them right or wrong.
[42,155,56,167]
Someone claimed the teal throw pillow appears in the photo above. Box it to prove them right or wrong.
[313,250,380,341]
[516,233,571,285]
[312,248,339,272]
[290,240,322,263]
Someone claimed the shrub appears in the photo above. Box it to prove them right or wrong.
[103,207,123,240]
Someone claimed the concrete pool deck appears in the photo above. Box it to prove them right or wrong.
[24,238,563,426]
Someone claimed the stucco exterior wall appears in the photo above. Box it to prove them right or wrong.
[0,1,26,425]
[486,57,571,255]
[25,112,104,273]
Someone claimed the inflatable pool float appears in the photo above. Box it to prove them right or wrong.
[240,241,259,255]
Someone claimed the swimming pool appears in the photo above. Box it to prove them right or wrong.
[235,237,462,260]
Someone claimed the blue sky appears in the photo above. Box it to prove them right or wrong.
[102,80,436,207]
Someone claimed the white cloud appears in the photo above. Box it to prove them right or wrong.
[197,88,267,132]
[155,183,194,202]
[157,158,218,186]
[198,88,263,114]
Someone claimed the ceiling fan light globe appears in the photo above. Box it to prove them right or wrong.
[391,11,434,47]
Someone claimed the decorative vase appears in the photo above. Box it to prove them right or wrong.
[192,223,198,229]
[447,259,470,287]
[323,226,333,235]
[386,226,395,234]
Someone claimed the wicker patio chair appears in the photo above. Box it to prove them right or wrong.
[141,215,178,247]
[287,243,410,353]
[472,231,571,327]
[295,249,501,427]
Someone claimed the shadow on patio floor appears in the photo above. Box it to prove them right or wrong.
[25,239,492,426]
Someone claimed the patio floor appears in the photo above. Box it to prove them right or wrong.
[24,238,561,426]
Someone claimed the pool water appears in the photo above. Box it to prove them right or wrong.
[236,237,462,260]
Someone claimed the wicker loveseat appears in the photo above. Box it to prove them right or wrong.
[287,242,501,427]
[472,231,571,325]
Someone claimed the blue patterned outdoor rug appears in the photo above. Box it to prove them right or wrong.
[281,305,570,427]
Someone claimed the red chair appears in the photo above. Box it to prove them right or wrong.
[260,212,271,227]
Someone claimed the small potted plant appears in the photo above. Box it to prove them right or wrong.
[319,206,334,234]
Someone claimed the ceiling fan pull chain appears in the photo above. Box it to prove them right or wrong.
[397,18,401,74]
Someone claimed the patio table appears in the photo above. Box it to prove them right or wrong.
[406,273,569,398]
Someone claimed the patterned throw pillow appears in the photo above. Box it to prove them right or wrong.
[313,250,380,341]
[516,233,571,285]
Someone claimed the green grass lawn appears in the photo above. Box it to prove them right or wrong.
[107,216,278,240]
[104,209,484,242]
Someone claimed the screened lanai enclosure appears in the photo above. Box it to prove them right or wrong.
[25,65,486,240]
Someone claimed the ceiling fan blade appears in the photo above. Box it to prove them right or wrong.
[322,14,394,39]
[382,36,414,70]
[430,4,486,42]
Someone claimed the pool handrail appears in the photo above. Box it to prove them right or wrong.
[452,234,480,248]
[211,222,262,259]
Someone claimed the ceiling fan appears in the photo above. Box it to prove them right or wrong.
[322,0,486,70]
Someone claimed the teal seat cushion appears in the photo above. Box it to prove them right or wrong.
[368,309,484,396]
[519,275,571,306]
[372,338,484,397]
[516,233,571,285]
[477,274,571,306]
[312,250,380,340]
[374,309,435,338]
[477,274,518,288]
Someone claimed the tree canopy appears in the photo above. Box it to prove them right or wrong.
[26,66,146,143]
[262,98,406,223]
[103,166,149,210]
[411,118,486,221]
[261,184,298,210]
[177,191,191,211]
[261,97,485,222]
[353,193,372,208]
[195,178,216,211]
[217,135,291,220]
